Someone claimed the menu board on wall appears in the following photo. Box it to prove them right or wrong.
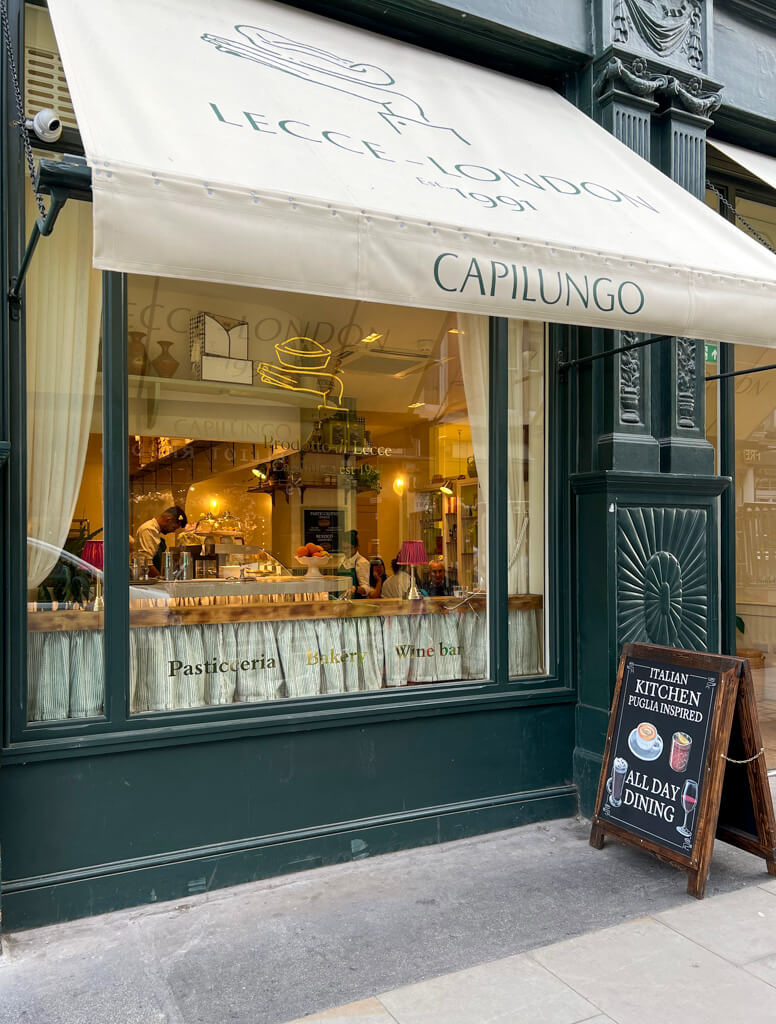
[304,509,341,552]
[591,642,776,899]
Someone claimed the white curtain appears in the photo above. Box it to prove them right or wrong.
[26,191,102,588]
[457,314,489,589]
[507,320,545,596]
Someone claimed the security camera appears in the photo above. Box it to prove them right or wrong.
[25,109,63,144]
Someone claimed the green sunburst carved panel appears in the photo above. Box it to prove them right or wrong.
[617,506,708,650]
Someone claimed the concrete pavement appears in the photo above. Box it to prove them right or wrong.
[286,881,776,1023]
[2,796,776,1024]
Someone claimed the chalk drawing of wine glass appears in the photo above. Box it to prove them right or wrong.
[676,779,698,839]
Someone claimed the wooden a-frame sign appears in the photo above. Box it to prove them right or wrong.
[590,642,776,899]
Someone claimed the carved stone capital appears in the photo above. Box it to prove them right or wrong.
[663,76,723,116]
[594,56,668,98]
[594,56,723,118]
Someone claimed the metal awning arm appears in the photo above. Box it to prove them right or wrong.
[706,362,776,382]
[7,156,93,318]
[557,333,672,374]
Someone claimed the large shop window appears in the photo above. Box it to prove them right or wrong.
[24,280,550,722]
[25,186,105,722]
[118,279,545,714]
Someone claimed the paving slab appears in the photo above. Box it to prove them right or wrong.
[531,916,776,1024]
[743,954,776,990]
[285,998,398,1023]
[377,954,600,1024]
[656,885,776,965]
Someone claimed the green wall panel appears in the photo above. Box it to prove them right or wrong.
[1,702,575,927]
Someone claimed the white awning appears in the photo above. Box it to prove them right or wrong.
[709,139,776,194]
[47,0,776,345]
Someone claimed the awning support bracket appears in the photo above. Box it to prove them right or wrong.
[557,334,671,375]
[7,188,68,320]
[6,156,93,321]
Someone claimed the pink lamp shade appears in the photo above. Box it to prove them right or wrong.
[82,539,104,570]
[397,540,428,566]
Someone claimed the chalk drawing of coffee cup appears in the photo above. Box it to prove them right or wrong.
[628,722,663,762]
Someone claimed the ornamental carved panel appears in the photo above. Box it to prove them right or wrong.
[676,337,697,428]
[617,505,708,650]
[620,331,642,424]
[611,0,706,72]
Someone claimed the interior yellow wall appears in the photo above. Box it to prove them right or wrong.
[431,423,473,479]
[71,433,103,537]
[374,458,414,565]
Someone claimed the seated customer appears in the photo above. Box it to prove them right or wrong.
[364,557,387,598]
[381,553,412,599]
[426,558,452,596]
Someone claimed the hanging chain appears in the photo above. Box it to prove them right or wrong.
[1,0,46,218]
[721,746,765,764]
[706,179,776,254]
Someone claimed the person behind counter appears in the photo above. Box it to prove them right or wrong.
[381,553,412,599]
[134,505,188,577]
[365,557,386,598]
[426,557,452,597]
[339,529,370,596]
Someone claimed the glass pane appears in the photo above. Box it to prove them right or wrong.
[507,319,546,677]
[25,185,105,722]
[126,278,489,712]
[732,337,776,770]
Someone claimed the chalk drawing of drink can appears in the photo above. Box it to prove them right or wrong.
[670,731,692,773]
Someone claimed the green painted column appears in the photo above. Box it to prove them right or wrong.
[573,2,727,814]
[652,98,720,475]
[591,57,661,473]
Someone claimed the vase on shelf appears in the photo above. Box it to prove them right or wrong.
[152,340,179,378]
[127,331,149,376]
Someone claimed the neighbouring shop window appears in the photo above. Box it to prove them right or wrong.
[506,319,546,676]
[120,278,532,713]
[25,182,105,722]
[730,336,776,770]
[708,194,776,769]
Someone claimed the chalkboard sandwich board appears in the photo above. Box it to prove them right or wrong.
[590,642,776,899]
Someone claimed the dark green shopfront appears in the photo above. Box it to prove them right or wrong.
[3,0,776,930]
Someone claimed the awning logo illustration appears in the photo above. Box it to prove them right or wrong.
[201,24,470,144]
